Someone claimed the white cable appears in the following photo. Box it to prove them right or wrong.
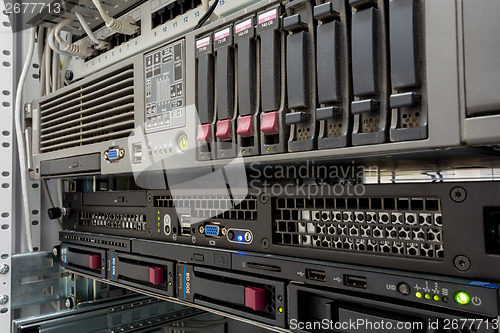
[48,28,74,58]
[91,0,138,35]
[55,19,94,57]
[202,0,209,12]
[15,27,36,252]
[44,29,51,96]
[201,0,220,20]
[60,32,72,86]
[51,49,58,93]
[39,51,46,96]
[75,12,105,46]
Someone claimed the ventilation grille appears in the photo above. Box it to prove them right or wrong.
[153,195,258,220]
[38,64,135,153]
[61,234,128,249]
[272,197,443,260]
[79,211,146,231]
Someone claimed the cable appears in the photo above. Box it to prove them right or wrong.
[51,48,59,93]
[44,29,51,96]
[195,0,219,30]
[37,26,45,66]
[41,180,63,231]
[201,0,220,19]
[48,28,74,58]
[39,50,46,96]
[15,27,36,252]
[55,19,94,57]
[91,0,138,35]
[75,12,105,46]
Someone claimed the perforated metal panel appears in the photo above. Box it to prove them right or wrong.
[154,194,258,220]
[273,196,444,260]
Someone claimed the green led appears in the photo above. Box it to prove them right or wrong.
[242,150,246,154]
[424,294,431,300]
[278,307,283,313]
[415,292,422,299]
[266,147,270,151]
[454,291,470,305]
[433,295,440,301]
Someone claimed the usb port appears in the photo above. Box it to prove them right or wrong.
[343,275,367,289]
[181,226,191,236]
[306,269,326,282]
[180,215,191,236]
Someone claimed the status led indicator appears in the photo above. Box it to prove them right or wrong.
[415,292,422,298]
[433,295,440,301]
[237,235,244,242]
[424,294,431,300]
[454,291,470,305]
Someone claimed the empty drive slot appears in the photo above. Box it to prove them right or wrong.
[306,269,326,282]
[343,275,367,289]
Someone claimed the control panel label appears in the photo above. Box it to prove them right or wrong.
[234,16,255,40]
[256,7,280,33]
[144,39,186,133]
[214,25,233,48]
[195,34,213,56]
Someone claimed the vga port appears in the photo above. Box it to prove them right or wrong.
[105,147,124,162]
[204,224,220,237]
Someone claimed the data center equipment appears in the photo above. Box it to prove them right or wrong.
[59,229,500,331]
[28,0,500,179]
[11,0,500,332]
[59,181,500,281]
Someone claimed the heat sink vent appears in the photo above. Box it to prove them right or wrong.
[272,196,444,260]
[38,64,135,153]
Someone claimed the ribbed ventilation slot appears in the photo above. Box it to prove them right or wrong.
[39,64,135,153]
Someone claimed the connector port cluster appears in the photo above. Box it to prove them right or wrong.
[85,21,141,62]
[151,0,203,28]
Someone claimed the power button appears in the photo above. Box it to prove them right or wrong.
[178,135,188,151]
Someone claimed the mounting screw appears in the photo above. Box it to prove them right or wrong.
[0,295,8,305]
[450,186,467,203]
[65,70,73,81]
[259,193,269,204]
[454,255,471,271]
[198,226,204,234]
[261,238,270,249]
[0,264,8,274]
[52,245,60,257]
[65,296,75,309]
